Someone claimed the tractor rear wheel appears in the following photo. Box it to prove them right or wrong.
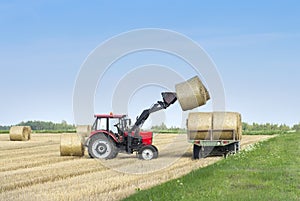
[138,145,158,160]
[88,134,118,159]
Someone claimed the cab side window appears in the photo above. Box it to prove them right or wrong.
[98,118,107,130]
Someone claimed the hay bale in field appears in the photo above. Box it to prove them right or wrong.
[27,127,31,140]
[9,126,31,141]
[76,125,91,137]
[213,112,242,140]
[175,76,210,111]
[60,134,84,156]
[187,112,212,140]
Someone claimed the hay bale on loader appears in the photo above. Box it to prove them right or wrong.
[187,112,212,140]
[204,86,210,100]
[9,126,31,141]
[76,125,91,137]
[60,134,84,156]
[175,76,210,111]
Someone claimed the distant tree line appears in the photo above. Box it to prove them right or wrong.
[150,123,186,133]
[151,122,300,134]
[292,123,300,132]
[242,122,291,132]
[0,120,75,131]
[151,123,168,130]
[1,121,300,133]
[0,125,10,130]
[242,122,300,134]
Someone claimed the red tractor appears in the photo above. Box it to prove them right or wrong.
[85,92,177,160]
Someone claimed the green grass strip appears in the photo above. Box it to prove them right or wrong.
[123,133,300,201]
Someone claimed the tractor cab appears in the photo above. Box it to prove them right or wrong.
[92,114,131,136]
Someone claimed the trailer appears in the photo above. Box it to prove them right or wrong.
[189,129,240,159]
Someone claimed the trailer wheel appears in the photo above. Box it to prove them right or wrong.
[236,142,240,152]
[138,145,158,160]
[224,142,239,158]
[88,134,118,159]
[193,145,200,159]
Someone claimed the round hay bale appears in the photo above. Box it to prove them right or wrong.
[212,112,242,140]
[188,112,212,130]
[236,113,242,140]
[9,126,31,141]
[26,127,31,140]
[204,85,210,101]
[187,112,212,140]
[175,76,210,111]
[76,125,91,137]
[60,134,84,156]
[188,131,211,140]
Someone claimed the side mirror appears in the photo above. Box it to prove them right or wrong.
[128,119,131,126]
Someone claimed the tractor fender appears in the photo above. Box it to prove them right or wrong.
[151,145,158,152]
[86,131,118,146]
[138,144,158,153]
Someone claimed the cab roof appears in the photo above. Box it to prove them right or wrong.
[94,114,126,118]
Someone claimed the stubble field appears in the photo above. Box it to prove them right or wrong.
[0,133,274,201]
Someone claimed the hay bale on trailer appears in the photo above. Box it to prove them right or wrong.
[236,113,242,140]
[187,112,212,140]
[213,112,242,140]
[76,125,91,137]
[186,112,242,140]
[60,134,84,156]
[175,76,210,111]
[9,126,31,141]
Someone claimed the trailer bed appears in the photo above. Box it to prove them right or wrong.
[188,129,240,159]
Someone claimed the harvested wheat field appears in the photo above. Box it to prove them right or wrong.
[0,133,274,201]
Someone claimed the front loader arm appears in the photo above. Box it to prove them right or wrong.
[130,92,177,133]
[125,92,177,153]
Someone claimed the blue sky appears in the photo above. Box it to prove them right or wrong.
[0,1,299,127]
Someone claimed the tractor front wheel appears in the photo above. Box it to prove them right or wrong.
[138,145,158,160]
